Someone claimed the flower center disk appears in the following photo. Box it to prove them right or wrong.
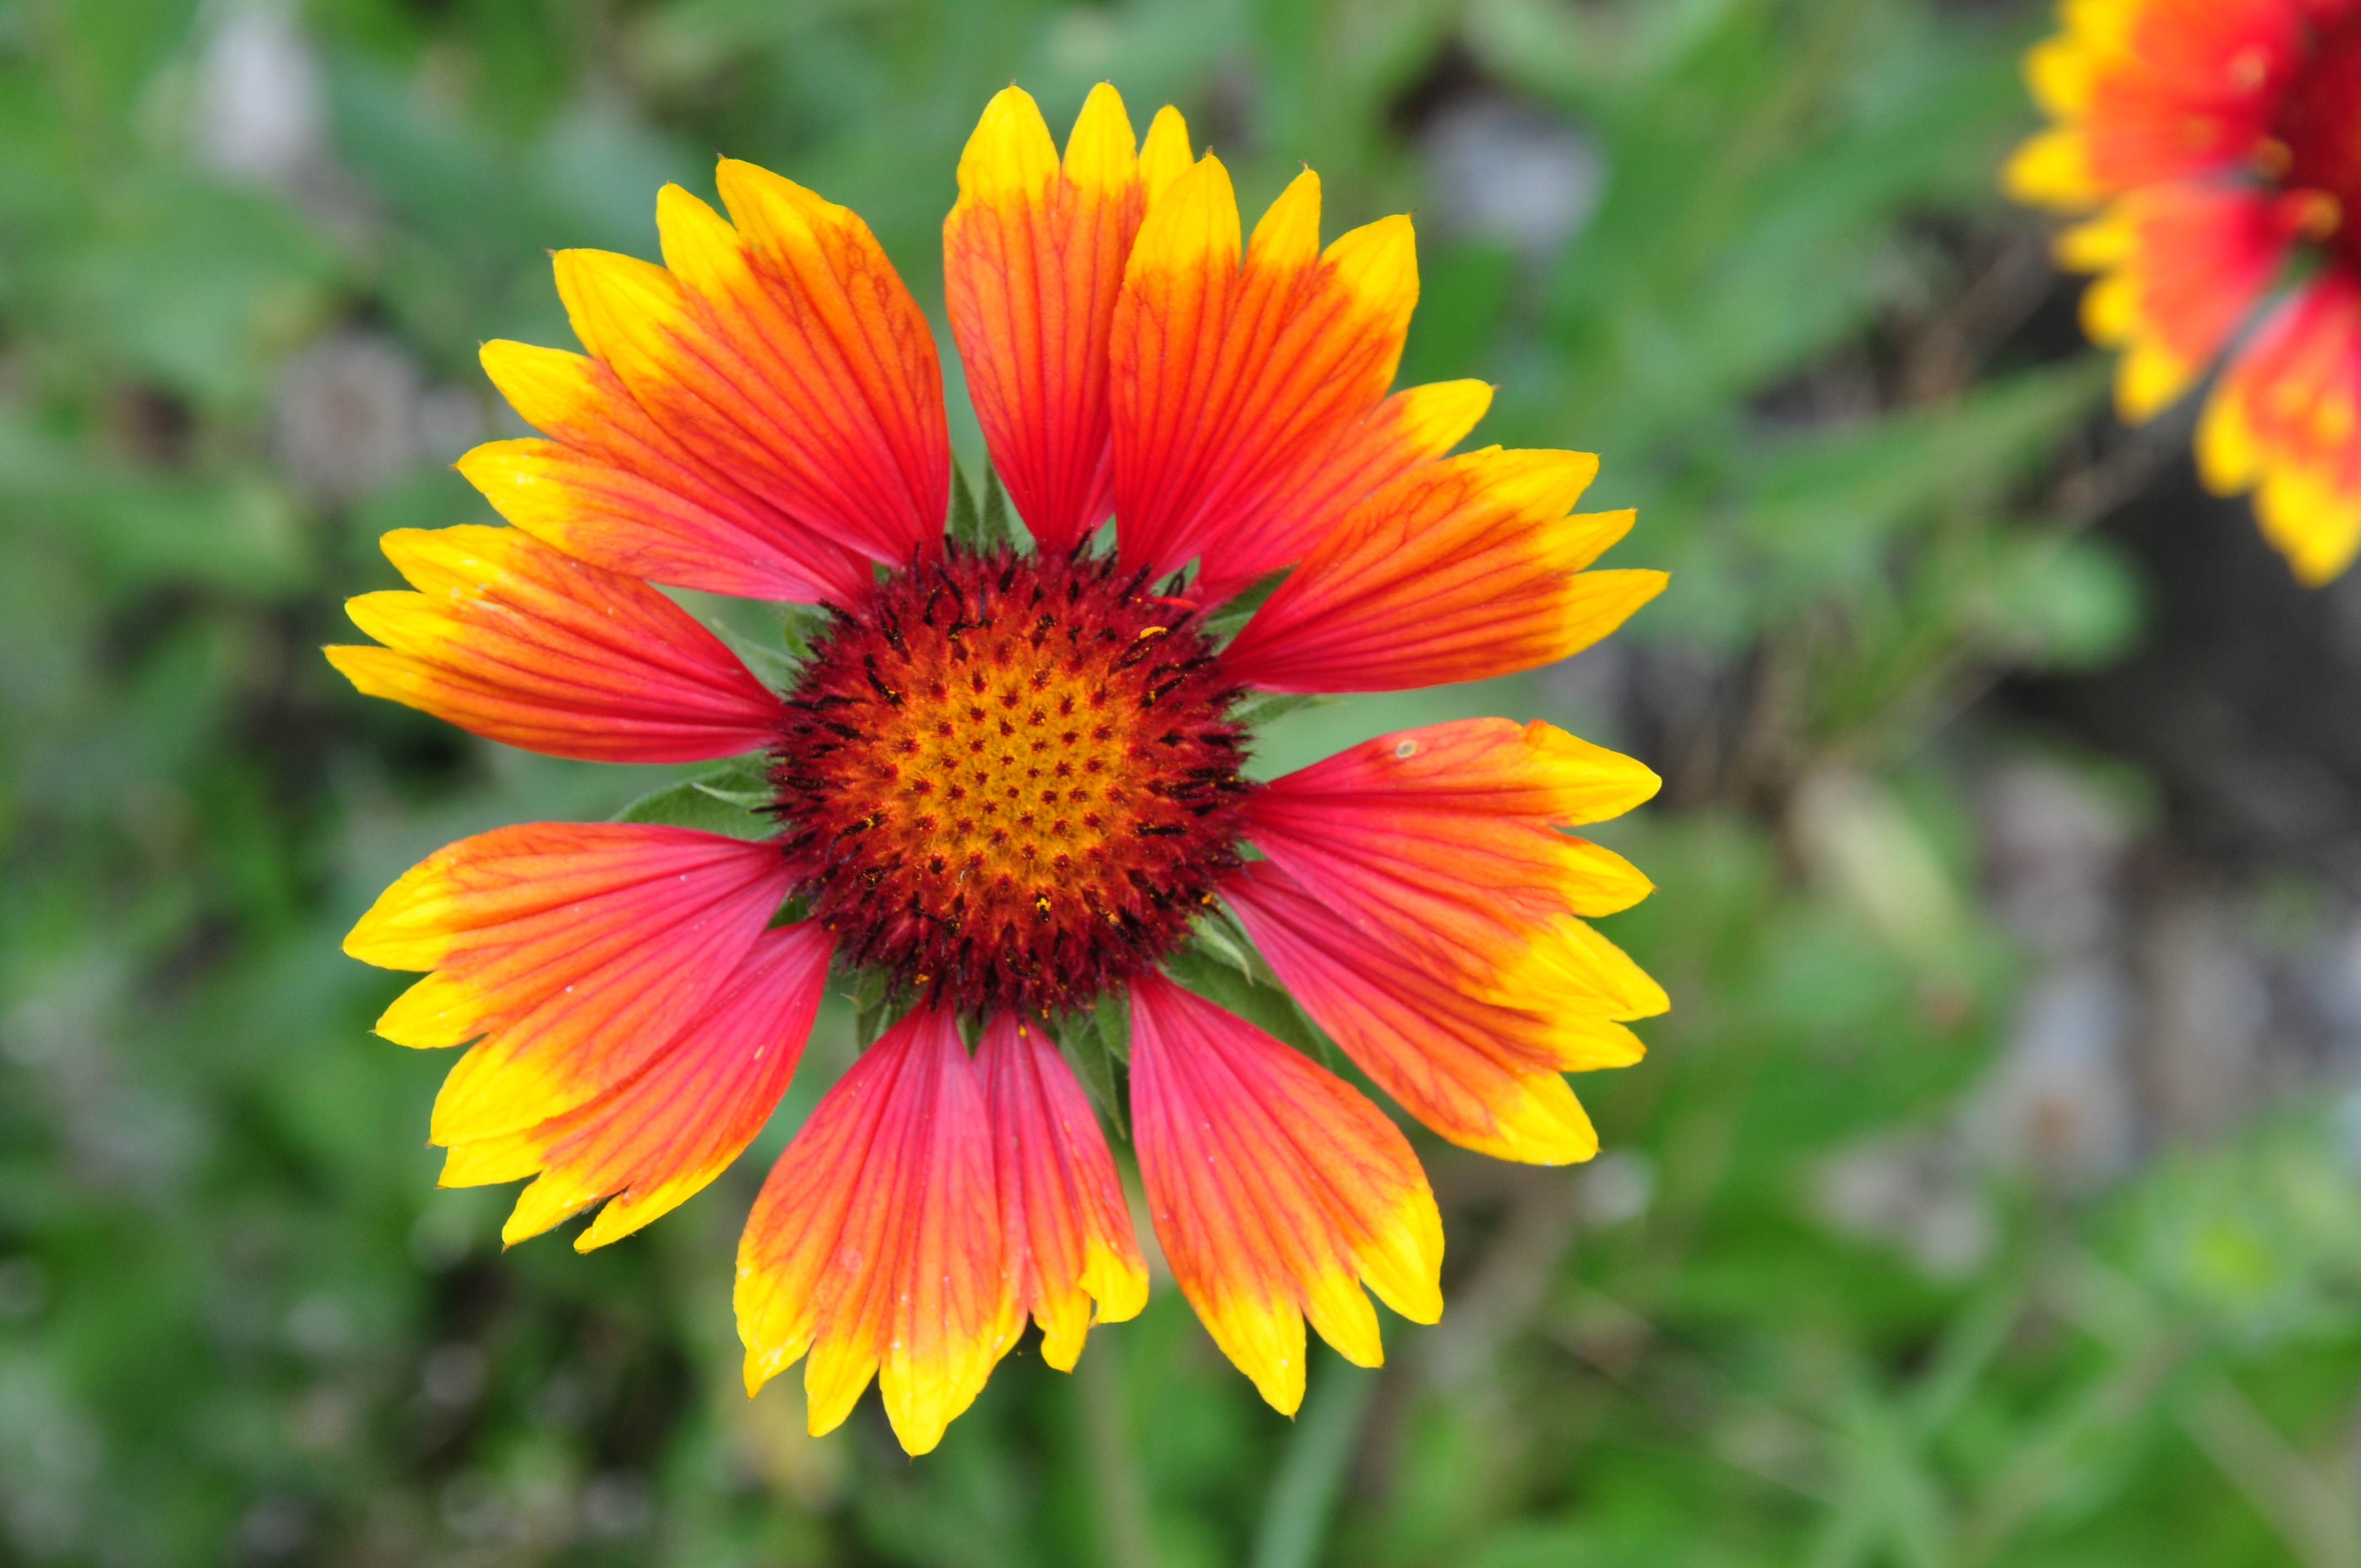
[2278,12,2361,265]
[772,546,1252,1017]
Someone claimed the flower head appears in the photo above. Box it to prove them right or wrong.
[330,84,1667,1455]
[771,545,1252,1017]
[2008,0,2361,582]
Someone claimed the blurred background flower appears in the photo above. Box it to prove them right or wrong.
[2004,0,2361,584]
[7,0,2361,1564]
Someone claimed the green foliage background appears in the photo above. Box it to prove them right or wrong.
[4,0,2359,1565]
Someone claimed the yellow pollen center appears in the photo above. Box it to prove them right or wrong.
[864,653,1157,895]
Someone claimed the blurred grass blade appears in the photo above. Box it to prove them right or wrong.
[1249,1352,1378,1568]
[1079,1342,1161,1568]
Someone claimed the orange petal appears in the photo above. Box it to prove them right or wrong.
[1138,104,1194,204]
[1189,378,1492,607]
[345,824,797,1144]
[1241,719,1668,1020]
[945,84,1145,552]
[325,525,783,763]
[2199,272,2361,585]
[737,1005,1019,1456]
[1218,448,1665,692]
[1111,158,1448,592]
[2057,182,2293,422]
[2007,0,2297,208]
[2081,1,2295,190]
[466,341,873,605]
[2003,126,2104,210]
[511,161,948,580]
[442,921,834,1249]
[1126,972,1442,1416]
[667,169,949,565]
[976,1012,1149,1370]
[1223,863,1642,1166]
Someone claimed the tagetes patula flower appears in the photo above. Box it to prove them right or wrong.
[329,84,1668,1456]
[2007,0,2361,582]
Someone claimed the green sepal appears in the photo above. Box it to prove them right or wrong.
[774,602,834,662]
[981,464,1014,547]
[1201,565,1289,641]
[610,754,777,840]
[1058,989,1131,1140]
[848,966,896,1050]
[948,459,1020,551]
[1187,904,1261,982]
[711,620,803,694]
[1227,690,1334,731]
[947,463,980,546]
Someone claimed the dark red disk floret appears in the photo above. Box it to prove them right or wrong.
[770,544,1255,1018]
[2281,13,2361,270]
